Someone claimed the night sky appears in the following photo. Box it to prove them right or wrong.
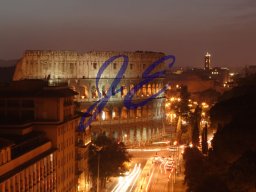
[1,0,256,68]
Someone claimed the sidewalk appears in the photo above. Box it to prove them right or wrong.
[134,158,154,192]
[173,173,186,192]
[173,161,186,192]
[103,177,119,192]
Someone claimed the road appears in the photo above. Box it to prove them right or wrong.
[107,146,186,192]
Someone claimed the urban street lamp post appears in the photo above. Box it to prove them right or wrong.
[92,144,103,192]
[97,152,100,192]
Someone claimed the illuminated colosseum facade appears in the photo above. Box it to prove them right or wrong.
[13,50,169,146]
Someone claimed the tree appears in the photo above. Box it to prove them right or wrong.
[208,74,256,190]
[185,75,256,192]
[191,106,201,147]
[179,85,190,117]
[227,150,256,192]
[201,124,208,154]
[196,175,229,192]
[88,133,131,190]
[183,147,205,192]
[176,115,182,143]
[177,85,191,144]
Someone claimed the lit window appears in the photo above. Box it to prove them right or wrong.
[102,111,106,120]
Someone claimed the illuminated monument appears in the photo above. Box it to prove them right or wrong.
[204,52,211,70]
[13,50,168,146]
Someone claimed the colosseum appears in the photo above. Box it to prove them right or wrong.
[13,50,170,146]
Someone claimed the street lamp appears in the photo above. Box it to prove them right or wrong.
[92,144,103,192]
[97,152,100,192]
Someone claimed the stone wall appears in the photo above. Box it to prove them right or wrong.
[13,50,166,80]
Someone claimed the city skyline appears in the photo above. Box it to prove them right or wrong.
[1,0,256,68]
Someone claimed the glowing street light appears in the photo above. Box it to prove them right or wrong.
[181,120,187,125]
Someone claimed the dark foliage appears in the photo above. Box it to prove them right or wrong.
[191,106,201,147]
[201,125,208,154]
[179,85,190,117]
[211,104,256,164]
[227,150,256,192]
[196,175,229,192]
[88,134,131,188]
[184,75,256,192]
[183,147,205,192]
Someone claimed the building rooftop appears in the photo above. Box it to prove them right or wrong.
[0,79,78,98]
[0,138,13,149]
[0,129,49,159]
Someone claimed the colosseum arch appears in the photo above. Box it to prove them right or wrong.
[142,106,148,117]
[102,84,110,97]
[158,83,162,90]
[69,85,78,99]
[156,84,159,93]
[129,108,136,118]
[121,107,128,119]
[121,85,128,98]
[147,84,152,96]
[129,84,135,95]
[152,83,156,94]
[80,85,89,99]
[91,85,98,99]
[148,104,153,117]
[142,84,147,96]
[112,107,119,120]
[136,107,142,118]
[101,85,107,97]
[136,85,141,97]
[101,107,111,121]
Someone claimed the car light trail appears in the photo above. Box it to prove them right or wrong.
[111,163,141,192]
[129,167,141,192]
[145,168,155,191]
[159,161,165,174]
[127,148,162,152]
[168,168,174,179]
[164,161,168,174]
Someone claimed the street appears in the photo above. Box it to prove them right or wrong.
[107,146,186,192]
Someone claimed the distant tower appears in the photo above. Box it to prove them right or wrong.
[204,52,211,70]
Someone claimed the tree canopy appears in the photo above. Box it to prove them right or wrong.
[183,147,205,192]
[184,75,256,192]
[88,133,131,189]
